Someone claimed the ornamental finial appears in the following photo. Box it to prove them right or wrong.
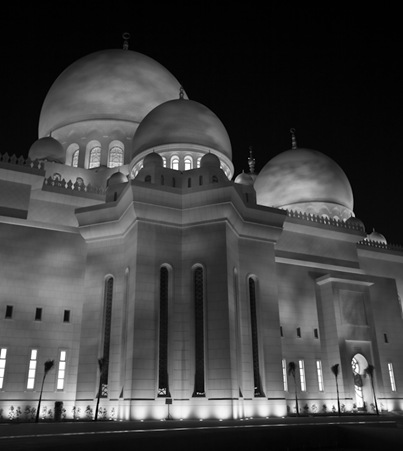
[248,146,256,174]
[290,128,297,150]
[179,86,185,99]
[122,32,130,50]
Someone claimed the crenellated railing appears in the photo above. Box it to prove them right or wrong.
[43,176,106,197]
[0,152,44,170]
[286,209,365,232]
[357,239,403,252]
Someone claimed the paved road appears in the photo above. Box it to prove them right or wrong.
[1,415,403,450]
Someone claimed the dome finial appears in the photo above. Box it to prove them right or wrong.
[248,146,256,174]
[122,32,131,50]
[179,86,185,99]
[290,128,297,150]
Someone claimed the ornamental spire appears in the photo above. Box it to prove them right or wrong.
[248,146,256,174]
[290,128,297,150]
[179,86,185,99]
[122,32,130,50]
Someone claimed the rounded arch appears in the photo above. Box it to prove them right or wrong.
[66,143,79,167]
[184,155,193,171]
[86,140,102,169]
[170,155,180,171]
[108,140,124,168]
[351,353,372,411]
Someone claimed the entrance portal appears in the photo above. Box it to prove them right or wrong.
[351,353,372,411]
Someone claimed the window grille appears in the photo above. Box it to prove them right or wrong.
[158,267,170,397]
[193,267,205,397]
[249,278,264,396]
[89,146,101,168]
[57,351,67,390]
[0,348,7,389]
[27,349,38,389]
[108,146,124,168]
[100,277,113,397]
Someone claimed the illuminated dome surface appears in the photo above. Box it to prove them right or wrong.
[255,148,354,212]
[39,49,186,137]
[235,171,254,185]
[28,136,65,163]
[366,229,387,244]
[131,99,232,160]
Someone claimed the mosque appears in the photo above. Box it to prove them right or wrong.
[1,40,402,422]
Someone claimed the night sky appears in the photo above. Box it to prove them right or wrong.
[2,2,402,244]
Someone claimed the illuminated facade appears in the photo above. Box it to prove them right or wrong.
[1,46,403,422]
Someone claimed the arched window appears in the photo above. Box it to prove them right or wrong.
[193,266,205,397]
[171,156,179,171]
[188,178,192,188]
[184,156,193,171]
[66,143,79,167]
[108,144,124,168]
[158,266,171,397]
[72,150,79,168]
[100,277,114,398]
[249,277,264,397]
[89,146,101,169]
[161,175,165,185]
[199,175,203,185]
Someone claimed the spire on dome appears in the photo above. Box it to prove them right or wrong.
[122,32,131,50]
[290,128,297,150]
[248,146,256,174]
[179,86,185,99]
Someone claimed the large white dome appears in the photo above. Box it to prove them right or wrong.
[254,148,354,219]
[38,49,186,138]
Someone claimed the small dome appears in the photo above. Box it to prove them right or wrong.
[132,99,232,160]
[346,216,365,231]
[107,171,128,187]
[143,152,163,167]
[28,136,65,163]
[255,148,354,217]
[39,49,185,138]
[200,152,221,168]
[366,228,387,244]
[234,171,254,185]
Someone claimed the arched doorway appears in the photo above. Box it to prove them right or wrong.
[351,353,373,411]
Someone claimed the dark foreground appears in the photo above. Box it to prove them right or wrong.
[1,414,403,450]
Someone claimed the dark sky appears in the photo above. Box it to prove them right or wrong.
[2,2,402,245]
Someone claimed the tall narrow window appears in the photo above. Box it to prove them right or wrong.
[5,305,13,319]
[89,146,101,168]
[72,150,79,167]
[249,277,264,396]
[0,348,7,389]
[193,266,205,397]
[299,360,306,392]
[63,310,70,323]
[171,156,179,171]
[282,358,288,391]
[388,363,397,391]
[184,156,193,170]
[57,350,67,390]
[35,308,42,321]
[100,277,113,398]
[158,267,170,397]
[316,360,324,391]
[108,145,124,168]
[27,349,38,389]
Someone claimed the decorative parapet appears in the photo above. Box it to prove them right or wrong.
[0,152,44,173]
[43,176,106,200]
[357,239,403,253]
[286,209,365,232]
